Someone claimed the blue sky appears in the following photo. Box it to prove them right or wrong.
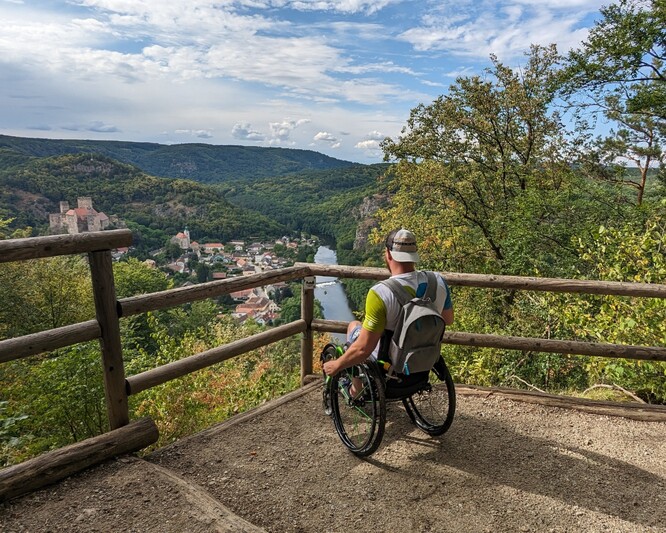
[0,0,605,163]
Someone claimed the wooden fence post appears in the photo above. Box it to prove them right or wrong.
[300,276,316,384]
[89,250,129,429]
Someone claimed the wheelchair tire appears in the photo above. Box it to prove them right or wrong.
[402,358,455,436]
[330,361,386,457]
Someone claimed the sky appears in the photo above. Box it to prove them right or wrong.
[0,0,606,163]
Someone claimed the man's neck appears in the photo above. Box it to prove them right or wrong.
[390,262,416,276]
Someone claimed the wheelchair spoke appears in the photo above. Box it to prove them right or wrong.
[330,362,386,457]
[402,361,456,436]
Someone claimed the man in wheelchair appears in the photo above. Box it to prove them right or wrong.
[322,228,453,382]
[321,229,455,456]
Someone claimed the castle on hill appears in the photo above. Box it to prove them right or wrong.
[49,197,110,235]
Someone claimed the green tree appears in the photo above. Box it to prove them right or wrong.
[562,0,666,205]
[0,217,12,238]
[195,262,211,283]
[276,284,322,324]
[113,258,171,298]
[112,258,173,354]
[0,256,94,339]
[583,91,664,205]
[547,208,666,402]
[164,240,183,261]
[381,45,584,277]
[564,0,666,121]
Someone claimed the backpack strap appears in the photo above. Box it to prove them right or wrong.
[379,276,411,306]
[380,271,438,305]
[424,271,439,302]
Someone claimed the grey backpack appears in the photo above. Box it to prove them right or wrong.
[380,271,446,376]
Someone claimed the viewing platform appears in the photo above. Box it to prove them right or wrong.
[1,230,665,532]
[2,382,665,532]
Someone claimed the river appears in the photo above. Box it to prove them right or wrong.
[313,246,355,342]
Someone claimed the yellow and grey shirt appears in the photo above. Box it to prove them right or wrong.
[362,271,452,334]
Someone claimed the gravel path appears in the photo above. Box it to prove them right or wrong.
[2,382,665,532]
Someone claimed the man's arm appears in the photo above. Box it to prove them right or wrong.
[439,275,454,325]
[442,307,454,325]
[322,326,382,376]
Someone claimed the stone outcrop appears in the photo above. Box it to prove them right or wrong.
[352,193,389,250]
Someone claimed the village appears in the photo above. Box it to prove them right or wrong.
[162,228,318,325]
[48,196,319,326]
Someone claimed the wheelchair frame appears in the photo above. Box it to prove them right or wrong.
[324,352,456,457]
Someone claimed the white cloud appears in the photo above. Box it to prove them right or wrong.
[420,79,446,88]
[442,66,476,78]
[355,139,380,150]
[365,130,384,140]
[232,123,266,141]
[337,62,416,76]
[0,0,608,163]
[399,0,604,59]
[280,0,400,15]
[354,137,384,159]
[0,2,417,106]
[269,119,310,143]
[314,131,338,143]
[175,129,213,139]
[62,121,120,133]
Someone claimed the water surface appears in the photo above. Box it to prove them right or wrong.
[313,246,355,342]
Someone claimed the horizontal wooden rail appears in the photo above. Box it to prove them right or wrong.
[119,265,311,317]
[457,385,666,422]
[0,320,101,363]
[442,272,666,298]
[311,318,348,334]
[311,319,666,362]
[444,331,666,362]
[296,263,390,281]
[0,229,133,263]
[300,263,666,298]
[126,320,307,395]
[0,417,158,502]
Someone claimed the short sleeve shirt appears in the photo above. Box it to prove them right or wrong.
[362,271,452,334]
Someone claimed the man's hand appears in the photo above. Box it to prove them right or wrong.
[323,359,340,376]
[323,327,382,376]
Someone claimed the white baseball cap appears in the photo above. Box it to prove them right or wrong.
[385,228,420,263]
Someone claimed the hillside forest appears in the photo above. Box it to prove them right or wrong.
[0,0,665,465]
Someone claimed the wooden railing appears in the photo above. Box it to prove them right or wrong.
[1,231,666,500]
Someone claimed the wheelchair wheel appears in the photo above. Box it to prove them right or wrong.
[330,362,386,457]
[402,358,455,436]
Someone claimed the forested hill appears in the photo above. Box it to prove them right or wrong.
[0,153,284,250]
[0,134,355,184]
[223,163,389,254]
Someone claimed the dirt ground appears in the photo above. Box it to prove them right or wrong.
[1,381,665,533]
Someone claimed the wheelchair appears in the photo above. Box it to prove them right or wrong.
[322,343,456,457]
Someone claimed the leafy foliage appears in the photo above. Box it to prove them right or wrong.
[126,315,303,450]
[547,210,666,402]
[0,255,94,339]
[563,0,666,121]
[223,164,389,246]
[374,39,665,402]
[380,46,604,278]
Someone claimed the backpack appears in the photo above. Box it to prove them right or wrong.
[379,271,446,377]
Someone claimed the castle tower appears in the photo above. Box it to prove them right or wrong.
[77,197,93,210]
[59,201,69,214]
